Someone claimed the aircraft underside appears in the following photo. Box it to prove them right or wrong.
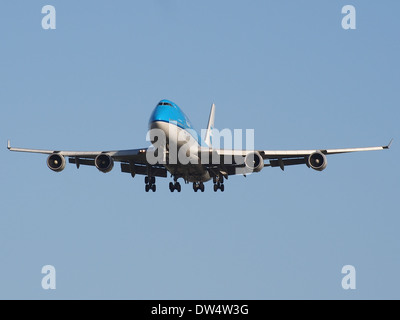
[145,163,223,193]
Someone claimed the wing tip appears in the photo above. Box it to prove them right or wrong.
[7,140,11,150]
[384,138,393,149]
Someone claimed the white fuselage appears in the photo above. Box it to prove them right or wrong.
[150,121,211,183]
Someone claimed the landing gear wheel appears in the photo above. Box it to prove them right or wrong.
[169,182,174,192]
[220,184,225,192]
[145,184,150,192]
[176,182,181,192]
[151,184,156,192]
[200,182,205,192]
[151,177,156,184]
[213,184,218,192]
[145,176,149,184]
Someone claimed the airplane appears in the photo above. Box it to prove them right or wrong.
[8,99,392,192]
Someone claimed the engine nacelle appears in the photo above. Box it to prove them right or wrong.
[95,154,114,173]
[244,151,264,173]
[47,154,66,172]
[308,151,327,171]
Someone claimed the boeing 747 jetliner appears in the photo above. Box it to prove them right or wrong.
[8,100,392,192]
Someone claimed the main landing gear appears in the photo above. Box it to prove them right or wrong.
[144,176,224,193]
[213,176,225,192]
[169,180,182,192]
[145,176,156,192]
[193,182,205,192]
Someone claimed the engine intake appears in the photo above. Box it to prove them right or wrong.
[47,154,66,172]
[244,152,264,173]
[308,151,327,171]
[95,154,114,173]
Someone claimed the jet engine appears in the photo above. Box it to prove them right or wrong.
[47,154,66,172]
[244,152,264,173]
[308,151,327,171]
[95,154,114,173]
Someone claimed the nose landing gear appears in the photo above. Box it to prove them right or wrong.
[213,175,224,192]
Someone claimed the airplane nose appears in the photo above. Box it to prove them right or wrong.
[149,104,169,126]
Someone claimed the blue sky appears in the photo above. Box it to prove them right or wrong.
[0,0,399,299]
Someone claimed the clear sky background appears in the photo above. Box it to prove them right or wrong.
[0,0,399,299]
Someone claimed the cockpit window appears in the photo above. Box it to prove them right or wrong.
[158,102,174,107]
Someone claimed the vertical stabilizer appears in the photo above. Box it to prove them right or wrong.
[204,103,216,148]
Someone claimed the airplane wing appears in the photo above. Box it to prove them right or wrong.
[201,139,393,176]
[7,140,147,160]
[260,143,392,158]
[7,140,168,177]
